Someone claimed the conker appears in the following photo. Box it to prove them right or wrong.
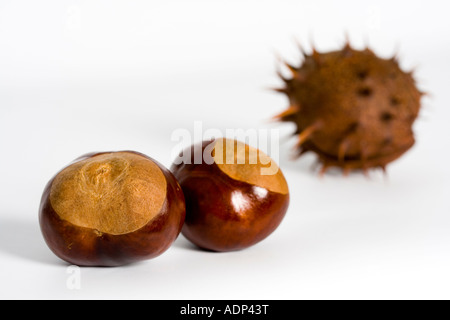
[39,151,186,267]
[171,138,289,252]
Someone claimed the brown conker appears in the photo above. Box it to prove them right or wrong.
[171,138,289,252]
[39,151,186,267]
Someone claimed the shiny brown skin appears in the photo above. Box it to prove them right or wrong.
[171,142,289,252]
[39,151,186,267]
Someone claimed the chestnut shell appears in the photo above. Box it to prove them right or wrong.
[275,44,423,173]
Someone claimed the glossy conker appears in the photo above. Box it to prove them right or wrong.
[39,151,186,266]
[171,138,289,252]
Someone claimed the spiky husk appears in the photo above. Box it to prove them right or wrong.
[275,43,423,174]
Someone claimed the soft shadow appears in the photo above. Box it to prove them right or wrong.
[0,216,65,266]
[172,235,235,253]
[172,235,200,251]
[172,235,219,252]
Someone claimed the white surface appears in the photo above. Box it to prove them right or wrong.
[0,0,449,300]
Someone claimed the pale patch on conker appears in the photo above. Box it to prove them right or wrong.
[213,138,289,195]
[50,152,167,235]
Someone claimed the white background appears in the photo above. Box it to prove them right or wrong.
[0,0,449,300]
